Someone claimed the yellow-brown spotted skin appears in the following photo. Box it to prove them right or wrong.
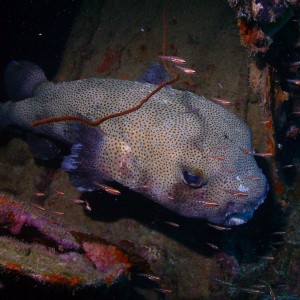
[1,61,268,226]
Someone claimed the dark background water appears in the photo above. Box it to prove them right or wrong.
[0,0,82,99]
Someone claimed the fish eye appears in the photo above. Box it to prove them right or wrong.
[181,170,206,188]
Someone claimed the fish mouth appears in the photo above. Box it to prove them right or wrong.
[223,182,269,226]
[223,209,254,226]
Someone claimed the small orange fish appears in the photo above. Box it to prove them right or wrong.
[93,181,121,195]
[239,147,273,158]
[258,120,272,125]
[136,273,160,281]
[158,55,186,64]
[233,192,249,197]
[131,184,149,190]
[288,61,300,67]
[254,152,273,158]
[223,189,248,197]
[164,221,180,227]
[54,190,64,196]
[32,192,45,197]
[85,200,91,211]
[207,223,231,231]
[175,65,196,74]
[197,200,219,206]
[53,211,65,215]
[71,199,85,204]
[222,168,235,173]
[211,97,232,106]
[205,242,219,250]
[239,147,253,155]
[250,177,261,181]
[58,245,64,252]
[286,79,300,85]
[32,204,46,211]
[153,288,173,293]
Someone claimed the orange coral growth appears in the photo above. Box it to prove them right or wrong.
[266,135,275,156]
[96,47,121,73]
[0,196,21,209]
[43,274,83,285]
[237,18,265,52]
[83,242,132,275]
[261,117,276,157]
[275,89,289,110]
[105,277,112,285]
[273,178,285,196]
[5,262,21,271]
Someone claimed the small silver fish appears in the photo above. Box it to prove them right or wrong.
[93,181,121,195]
[207,223,231,231]
[286,79,300,85]
[175,65,196,74]
[211,97,232,106]
[159,55,186,64]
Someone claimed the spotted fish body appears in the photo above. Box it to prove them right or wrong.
[0,61,268,225]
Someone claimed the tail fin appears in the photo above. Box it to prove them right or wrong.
[4,60,47,101]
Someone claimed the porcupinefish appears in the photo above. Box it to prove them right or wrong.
[0,60,268,226]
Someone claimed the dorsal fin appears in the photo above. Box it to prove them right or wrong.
[137,63,169,85]
[4,60,48,101]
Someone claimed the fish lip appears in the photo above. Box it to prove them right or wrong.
[223,180,269,226]
[223,210,254,226]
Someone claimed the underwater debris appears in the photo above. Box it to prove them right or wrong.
[0,193,133,292]
[237,18,266,54]
[230,0,296,57]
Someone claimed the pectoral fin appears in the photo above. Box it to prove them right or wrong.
[62,124,135,192]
